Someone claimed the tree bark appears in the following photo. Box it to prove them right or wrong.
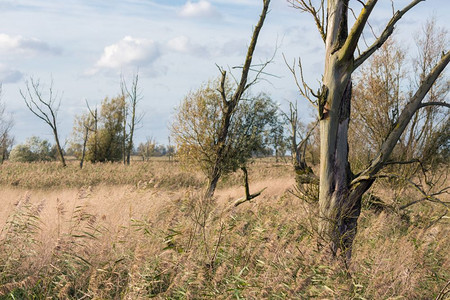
[316,0,449,261]
[53,127,66,167]
[80,125,89,169]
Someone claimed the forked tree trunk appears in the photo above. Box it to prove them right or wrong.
[317,0,449,261]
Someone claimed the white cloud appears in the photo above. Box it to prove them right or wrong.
[90,36,160,74]
[179,0,219,18]
[167,35,209,56]
[0,33,61,56]
[0,64,23,83]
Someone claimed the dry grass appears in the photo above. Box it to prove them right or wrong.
[0,160,448,299]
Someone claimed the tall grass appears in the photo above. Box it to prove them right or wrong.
[0,161,448,298]
[0,160,204,190]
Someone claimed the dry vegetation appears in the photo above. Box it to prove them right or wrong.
[0,160,449,299]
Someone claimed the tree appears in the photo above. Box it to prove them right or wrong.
[9,136,56,162]
[289,0,449,261]
[69,108,95,168]
[121,72,143,165]
[264,111,287,162]
[0,84,14,163]
[171,79,279,197]
[281,101,318,185]
[85,95,125,162]
[137,137,156,161]
[184,0,270,199]
[20,77,66,167]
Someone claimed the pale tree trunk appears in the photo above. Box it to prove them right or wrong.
[318,0,354,257]
[314,0,449,261]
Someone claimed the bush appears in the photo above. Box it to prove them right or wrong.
[9,136,56,162]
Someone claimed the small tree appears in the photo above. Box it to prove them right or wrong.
[20,77,66,167]
[137,137,156,161]
[172,78,279,198]
[69,109,95,168]
[174,0,270,198]
[121,72,143,165]
[86,95,125,162]
[0,84,14,163]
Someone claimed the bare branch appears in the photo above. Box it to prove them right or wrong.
[20,77,66,166]
[341,0,378,62]
[231,0,270,105]
[216,64,228,108]
[288,0,326,43]
[353,0,424,71]
[355,51,450,181]
[419,101,450,109]
[283,54,319,108]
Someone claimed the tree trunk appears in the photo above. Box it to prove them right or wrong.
[205,170,221,199]
[80,126,89,169]
[318,0,354,257]
[53,128,66,167]
[203,0,270,199]
[316,0,449,261]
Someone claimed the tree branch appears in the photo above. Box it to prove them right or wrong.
[283,54,319,108]
[353,0,424,71]
[419,101,450,109]
[231,0,270,105]
[341,0,378,62]
[355,51,450,180]
[288,0,326,43]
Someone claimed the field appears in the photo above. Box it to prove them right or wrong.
[0,160,449,299]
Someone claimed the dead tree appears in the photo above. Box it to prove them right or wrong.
[281,101,318,186]
[20,77,66,167]
[289,0,450,261]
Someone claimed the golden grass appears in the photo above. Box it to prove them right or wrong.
[0,160,448,299]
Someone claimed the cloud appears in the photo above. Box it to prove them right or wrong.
[179,0,220,18]
[0,64,23,83]
[0,33,61,56]
[89,36,160,74]
[167,36,209,56]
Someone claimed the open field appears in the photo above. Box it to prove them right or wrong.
[0,161,449,299]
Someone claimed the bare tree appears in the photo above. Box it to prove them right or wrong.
[20,77,66,167]
[289,0,449,261]
[281,101,318,185]
[78,102,96,169]
[121,72,143,165]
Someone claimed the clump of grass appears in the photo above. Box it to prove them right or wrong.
[0,194,43,295]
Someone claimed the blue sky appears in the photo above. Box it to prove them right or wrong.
[0,0,448,147]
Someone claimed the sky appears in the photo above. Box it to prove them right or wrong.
[0,0,448,147]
